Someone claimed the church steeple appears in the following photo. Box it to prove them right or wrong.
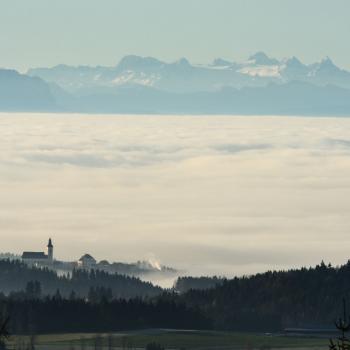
[47,238,53,261]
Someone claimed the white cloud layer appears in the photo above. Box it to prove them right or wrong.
[1,113,350,279]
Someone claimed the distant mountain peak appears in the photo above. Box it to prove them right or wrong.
[321,56,333,63]
[248,51,279,66]
[283,56,307,70]
[286,56,303,66]
[212,58,232,67]
[116,55,164,70]
[319,56,337,69]
[308,56,341,77]
[173,57,191,67]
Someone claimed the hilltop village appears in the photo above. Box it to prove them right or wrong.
[19,239,176,277]
[22,238,98,270]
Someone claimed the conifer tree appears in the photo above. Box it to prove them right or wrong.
[329,299,350,350]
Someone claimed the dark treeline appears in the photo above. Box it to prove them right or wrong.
[174,276,225,293]
[3,260,350,333]
[0,260,161,299]
[175,261,350,331]
[0,296,211,334]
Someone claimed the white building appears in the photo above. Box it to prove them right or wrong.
[78,254,97,270]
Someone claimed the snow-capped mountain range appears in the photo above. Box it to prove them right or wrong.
[2,52,350,115]
[27,52,350,94]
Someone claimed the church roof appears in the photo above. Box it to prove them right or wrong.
[22,252,47,260]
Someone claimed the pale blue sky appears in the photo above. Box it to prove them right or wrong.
[0,0,349,72]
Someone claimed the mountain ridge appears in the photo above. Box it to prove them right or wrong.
[0,68,57,111]
[28,52,350,92]
[2,53,350,115]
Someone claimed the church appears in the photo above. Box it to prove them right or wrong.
[22,238,54,266]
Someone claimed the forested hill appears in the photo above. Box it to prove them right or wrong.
[0,261,350,331]
[175,261,350,331]
[3,260,350,333]
[0,260,161,299]
[174,276,225,293]
[0,297,211,334]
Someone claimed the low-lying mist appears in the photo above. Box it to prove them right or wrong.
[1,113,350,281]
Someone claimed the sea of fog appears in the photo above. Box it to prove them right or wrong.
[1,113,350,287]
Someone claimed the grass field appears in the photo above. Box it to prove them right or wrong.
[9,329,329,350]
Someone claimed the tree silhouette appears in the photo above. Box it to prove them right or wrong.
[329,299,350,350]
[0,316,10,350]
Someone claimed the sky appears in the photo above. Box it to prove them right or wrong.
[0,0,349,72]
[1,114,350,281]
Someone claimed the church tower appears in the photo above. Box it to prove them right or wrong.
[47,238,53,262]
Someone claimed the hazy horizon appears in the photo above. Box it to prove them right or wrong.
[1,113,350,278]
[1,0,350,339]
[1,0,349,72]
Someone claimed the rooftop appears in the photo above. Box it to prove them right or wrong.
[22,252,47,260]
[79,254,96,262]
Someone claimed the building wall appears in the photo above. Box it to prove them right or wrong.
[78,258,96,270]
[23,258,49,266]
